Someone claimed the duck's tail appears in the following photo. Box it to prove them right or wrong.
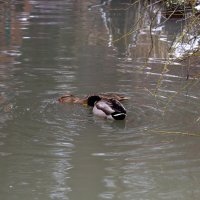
[111,112,126,120]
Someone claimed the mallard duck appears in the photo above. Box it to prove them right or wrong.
[87,95,127,120]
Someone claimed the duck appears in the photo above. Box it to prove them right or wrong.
[87,95,127,120]
[58,94,87,104]
[58,93,129,105]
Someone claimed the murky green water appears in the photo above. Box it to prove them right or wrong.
[0,1,200,200]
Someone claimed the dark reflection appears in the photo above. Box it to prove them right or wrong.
[98,0,186,60]
[99,0,137,58]
[0,0,31,48]
[0,0,31,127]
[164,18,184,39]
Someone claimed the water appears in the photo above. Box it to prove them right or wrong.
[0,1,200,200]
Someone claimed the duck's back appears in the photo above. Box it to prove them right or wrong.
[95,100,114,115]
[109,99,126,113]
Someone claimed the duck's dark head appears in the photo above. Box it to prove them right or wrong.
[87,95,101,107]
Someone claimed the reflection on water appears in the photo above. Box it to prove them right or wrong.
[0,0,200,200]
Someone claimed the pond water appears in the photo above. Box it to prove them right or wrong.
[0,1,200,200]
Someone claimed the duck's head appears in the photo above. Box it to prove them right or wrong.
[87,95,101,107]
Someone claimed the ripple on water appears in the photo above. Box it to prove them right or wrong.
[96,128,200,199]
[39,99,90,137]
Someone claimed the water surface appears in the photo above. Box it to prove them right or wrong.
[0,1,200,200]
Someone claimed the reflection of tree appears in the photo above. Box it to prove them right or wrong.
[0,0,32,124]
[100,0,137,57]
[100,0,184,60]
[0,0,31,61]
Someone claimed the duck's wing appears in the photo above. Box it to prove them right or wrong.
[110,99,126,113]
[95,100,115,115]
